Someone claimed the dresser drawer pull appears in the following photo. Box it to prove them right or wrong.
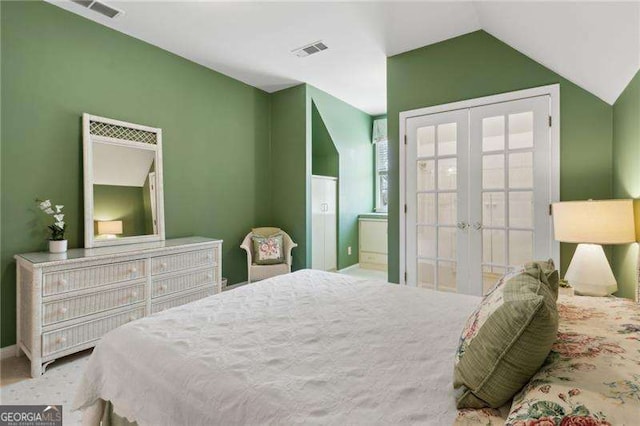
[58,307,68,314]
[56,336,67,344]
[130,291,138,298]
[160,262,168,270]
[159,284,167,291]
[58,279,67,288]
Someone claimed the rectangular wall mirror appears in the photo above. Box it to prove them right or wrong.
[83,113,165,248]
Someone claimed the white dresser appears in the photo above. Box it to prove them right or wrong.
[15,236,222,377]
[359,215,388,271]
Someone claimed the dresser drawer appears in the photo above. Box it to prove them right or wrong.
[152,268,214,298]
[151,247,217,275]
[43,260,145,296]
[151,287,214,314]
[43,281,146,326]
[42,305,145,357]
[359,251,387,265]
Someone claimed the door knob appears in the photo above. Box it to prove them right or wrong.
[456,222,468,230]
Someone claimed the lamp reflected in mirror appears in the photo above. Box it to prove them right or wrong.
[97,220,123,239]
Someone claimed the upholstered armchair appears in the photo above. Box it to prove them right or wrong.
[240,227,297,283]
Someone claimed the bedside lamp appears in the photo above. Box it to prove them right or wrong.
[97,220,123,239]
[552,199,635,296]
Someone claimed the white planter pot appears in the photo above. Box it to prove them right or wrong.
[49,240,68,253]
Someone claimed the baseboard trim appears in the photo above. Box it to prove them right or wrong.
[338,263,360,273]
[0,344,17,360]
[223,281,249,292]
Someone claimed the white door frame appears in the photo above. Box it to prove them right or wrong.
[399,84,560,285]
[148,171,157,234]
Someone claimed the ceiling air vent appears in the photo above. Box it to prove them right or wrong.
[292,41,328,58]
[70,0,124,19]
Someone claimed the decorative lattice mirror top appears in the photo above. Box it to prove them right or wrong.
[89,120,158,145]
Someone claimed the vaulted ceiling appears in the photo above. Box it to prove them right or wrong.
[49,1,640,115]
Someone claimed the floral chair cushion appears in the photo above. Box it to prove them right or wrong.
[505,295,640,426]
[251,233,285,265]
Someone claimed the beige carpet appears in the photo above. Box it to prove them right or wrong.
[0,350,91,425]
[339,265,387,281]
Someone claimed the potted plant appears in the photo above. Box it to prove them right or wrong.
[36,199,67,253]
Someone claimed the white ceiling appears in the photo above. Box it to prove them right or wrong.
[49,1,640,115]
[93,142,155,187]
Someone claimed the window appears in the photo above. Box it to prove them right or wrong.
[375,139,389,212]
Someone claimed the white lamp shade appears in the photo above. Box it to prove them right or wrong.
[552,199,635,244]
[97,220,123,235]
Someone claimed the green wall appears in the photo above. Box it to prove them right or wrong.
[612,70,640,300]
[311,103,339,178]
[308,86,374,270]
[1,1,271,347]
[269,85,310,270]
[93,185,149,237]
[269,85,374,271]
[387,30,614,284]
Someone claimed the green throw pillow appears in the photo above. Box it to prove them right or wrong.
[453,261,559,409]
[252,234,285,265]
[537,258,559,300]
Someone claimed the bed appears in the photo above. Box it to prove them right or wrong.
[455,293,640,425]
[74,269,481,425]
[74,269,640,425]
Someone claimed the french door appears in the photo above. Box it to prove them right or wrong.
[405,95,554,296]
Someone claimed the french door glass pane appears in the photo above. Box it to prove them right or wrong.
[417,259,436,289]
[417,226,436,258]
[438,158,457,190]
[438,123,457,156]
[483,229,505,264]
[482,266,505,294]
[509,230,533,265]
[509,152,533,188]
[417,160,435,191]
[482,116,505,151]
[412,115,463,294]
[509,191,533,228]
[508,112,533,149]
[483,154,504,189]
[417,126,436,157]
[482,192,505,227]
[417,193,436,224]
[438,193,457,225]
[438,261,457,292]
[438,227,456,259]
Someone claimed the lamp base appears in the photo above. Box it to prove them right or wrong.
[565,244,617,297]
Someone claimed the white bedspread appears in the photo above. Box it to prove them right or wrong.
[74,270,480,425]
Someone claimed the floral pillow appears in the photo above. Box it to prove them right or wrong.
[251,234,285,265]
[454,406,509,425]
[505,295,640,426]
